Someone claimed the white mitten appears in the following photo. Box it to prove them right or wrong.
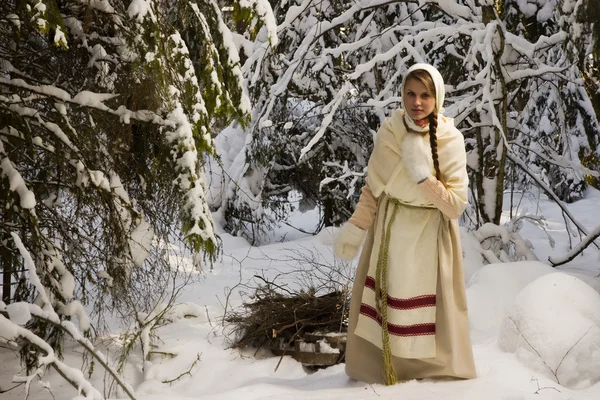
[401,132,434,183]
[334,223,367,261]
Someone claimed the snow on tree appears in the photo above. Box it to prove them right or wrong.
[215,0,599,243]
[0,0,275,395]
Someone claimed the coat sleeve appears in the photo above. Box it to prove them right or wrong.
[419,129,468,220]
[348,183,378,230]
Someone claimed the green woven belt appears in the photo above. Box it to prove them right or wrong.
[375,196,436,385]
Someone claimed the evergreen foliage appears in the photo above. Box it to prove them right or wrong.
[0,0,271,372]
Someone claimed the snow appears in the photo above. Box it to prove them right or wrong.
[10,233,52,310]
[164,100,217,246]
[279,0,313,31]
[54,102,67,115]
[57,271,75,301]
[517,0,538,18]
[6,14,20,28]
[1,311,103,399]
[76,0,115,14]
[537,0,557,22]
[109,172,131,203]
[88,44,109,67]
[129,219,154,267]
[0,156,37,209]
[72,91,118,108]
[0,78,70,101]
[162,302,206,321]
[3,187,600,400]
[300,82,351,160]
[98,270,114,287]
[53,25,68,48]
[466,261,555,343]
[2,2,600,393]
[482,177,497,220]
[459,226,486,282]
[0,141,36,210]
[6,302,32,326]
[33,1,46,13]
[88,170,110,191]
[60,301,91,332]
[498,272,600,389]
[549,223,600,265]
[299,341,316,352]
[127,0,155,23]
[318,338,340,354]
[202,0,252,114]
[240,0,278,46]
[0,314,20,346]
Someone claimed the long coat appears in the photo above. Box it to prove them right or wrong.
[344,109,477,383]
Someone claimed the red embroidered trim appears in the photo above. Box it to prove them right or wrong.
[359,304,436,337]
[364,276,436,310]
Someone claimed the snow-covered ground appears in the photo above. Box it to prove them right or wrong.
[2,188,600,400]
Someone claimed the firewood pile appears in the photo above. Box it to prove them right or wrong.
[226,284,350,366]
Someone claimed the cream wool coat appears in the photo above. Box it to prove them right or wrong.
[345,109,476,383]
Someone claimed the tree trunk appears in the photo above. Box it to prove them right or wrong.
[323,198,335,227]
[474,5,507,226]
[1,204,12,304]
[493,22,508,225]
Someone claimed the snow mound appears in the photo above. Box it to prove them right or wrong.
[460,226,485,283]
[560,270,600,295]
[466,261,554,342]
[498,272,600,389]
[218,232,251,250]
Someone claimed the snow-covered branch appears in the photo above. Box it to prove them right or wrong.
[549,224,600,266]
[507,153,600,250]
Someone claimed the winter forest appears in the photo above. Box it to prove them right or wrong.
[1,0,600,399]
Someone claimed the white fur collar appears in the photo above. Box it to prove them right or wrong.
[401,132,434,182]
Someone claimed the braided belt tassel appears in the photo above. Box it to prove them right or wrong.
[375,198,399,385]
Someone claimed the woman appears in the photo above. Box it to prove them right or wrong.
[334,63,476,385]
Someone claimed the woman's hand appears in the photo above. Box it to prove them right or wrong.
[333,223,366,260]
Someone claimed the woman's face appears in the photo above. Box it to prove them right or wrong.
[403,78,435,121]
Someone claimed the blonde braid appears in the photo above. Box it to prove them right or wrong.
[428,113,441,181]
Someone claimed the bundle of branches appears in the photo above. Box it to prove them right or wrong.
[226,282,350,351]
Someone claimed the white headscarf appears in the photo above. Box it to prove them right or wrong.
[400,63,446,132]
